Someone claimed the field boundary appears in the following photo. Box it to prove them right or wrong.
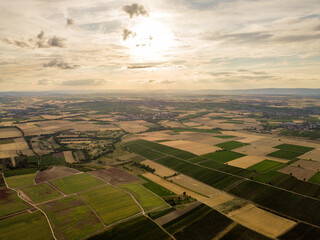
[1,172,57,240]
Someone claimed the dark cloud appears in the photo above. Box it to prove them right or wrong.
[2,31,66,48]
[60,79,105,86]
[128,65,152,69]
[67,18,74,26]
[146,80,156,84]
[276,34,320,42]
[122,28,136,40]
[43,59,79,69]
[122,3,148,18]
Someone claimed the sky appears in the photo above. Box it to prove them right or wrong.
[0,0,319,91]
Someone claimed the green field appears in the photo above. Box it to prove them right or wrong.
[79,185,141,225]
[21,183,62,203]
[139,175,175,197]
[50,173,105,194]
[215,141,249,150]
[88,216,170,240]
[279,222,320,240]
[39,196,104,240]
[172,208,234,239]
[309,172,320,184]
[213,135,236,139]
[120,183,169,212]
[201,150,245,163]
[0,211,52,240]
[40,154,66,166]
[3,168,38,177]
[267,143,314,160]
[6,173,36,188]
[0,138,14,144]
[247,160,283,172]
[0,187,31,217]
[220,224,272,240]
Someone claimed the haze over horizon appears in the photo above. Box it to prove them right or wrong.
[0,0,319,91]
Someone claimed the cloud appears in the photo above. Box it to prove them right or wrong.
[60,79,105,86]
[127,65,152,69]
[146,80,156,84]
[204,31,273,43]
[2,31,66,48]
[122,3,148,18]
[43,59,79,69]
[38,79,48,85]
[67,18,74,26]
[160,80,174,84]
[122,28,136,40]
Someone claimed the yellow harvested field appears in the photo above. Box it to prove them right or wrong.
[299,148,320,161]
[0,142,29,151]
[117,120,149,133]
[169,174,219,197]
[159,120,185,128]
[233,138,281,157]
[141,160,176,177]
[0,150,18,158]
[279,165,316,180]
[139,131,174,142]
[183,122,199,127]
[63,151,75,163]
[40,115,62,120]
[161,140,221,155]
[200,193,234,207]
[142,173,206,200]
[227,156,266,168]
[228,204,297,238]
[221,131,264,143]
[0,128,22,138]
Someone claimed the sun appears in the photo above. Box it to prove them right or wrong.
[123,18,174,61]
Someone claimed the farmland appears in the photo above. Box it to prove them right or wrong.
[21,183,62,203]
[50,173,105,194]
[79,185,141,225]
[267,143,314,160]
[0,211,52,240]
[88,216,171,240]
[1,94,320,240]
[39,196,104,240]
[120,183,169,212]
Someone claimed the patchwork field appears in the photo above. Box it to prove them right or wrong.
[142,173,207,200]
[299,148,320,161]
[79,185,141,225]
[88,216,170,240]
[227,156,266,168]
[247,160,283,172]
[0,187,31,217]
[161,140,221,155]
[63,151,75,163]
[227,204,297,238]
[200,193,234,208]
[117,120,149,133]
[21,183,62,203]
[0,211,52,240]
[120,183,169,212]
[139,175,175,197]
[168,174,219,197]
[0,128,22,138]
[267,143,314,160]
[50,173,105,194]
[89,168,141,186]
[6,173,35,188]
[39,196,104,240]
[35,166,81,183]
[201,150,245,163]
[216,141,249,150]
[141,160,176,177]
[279,165,316,180]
